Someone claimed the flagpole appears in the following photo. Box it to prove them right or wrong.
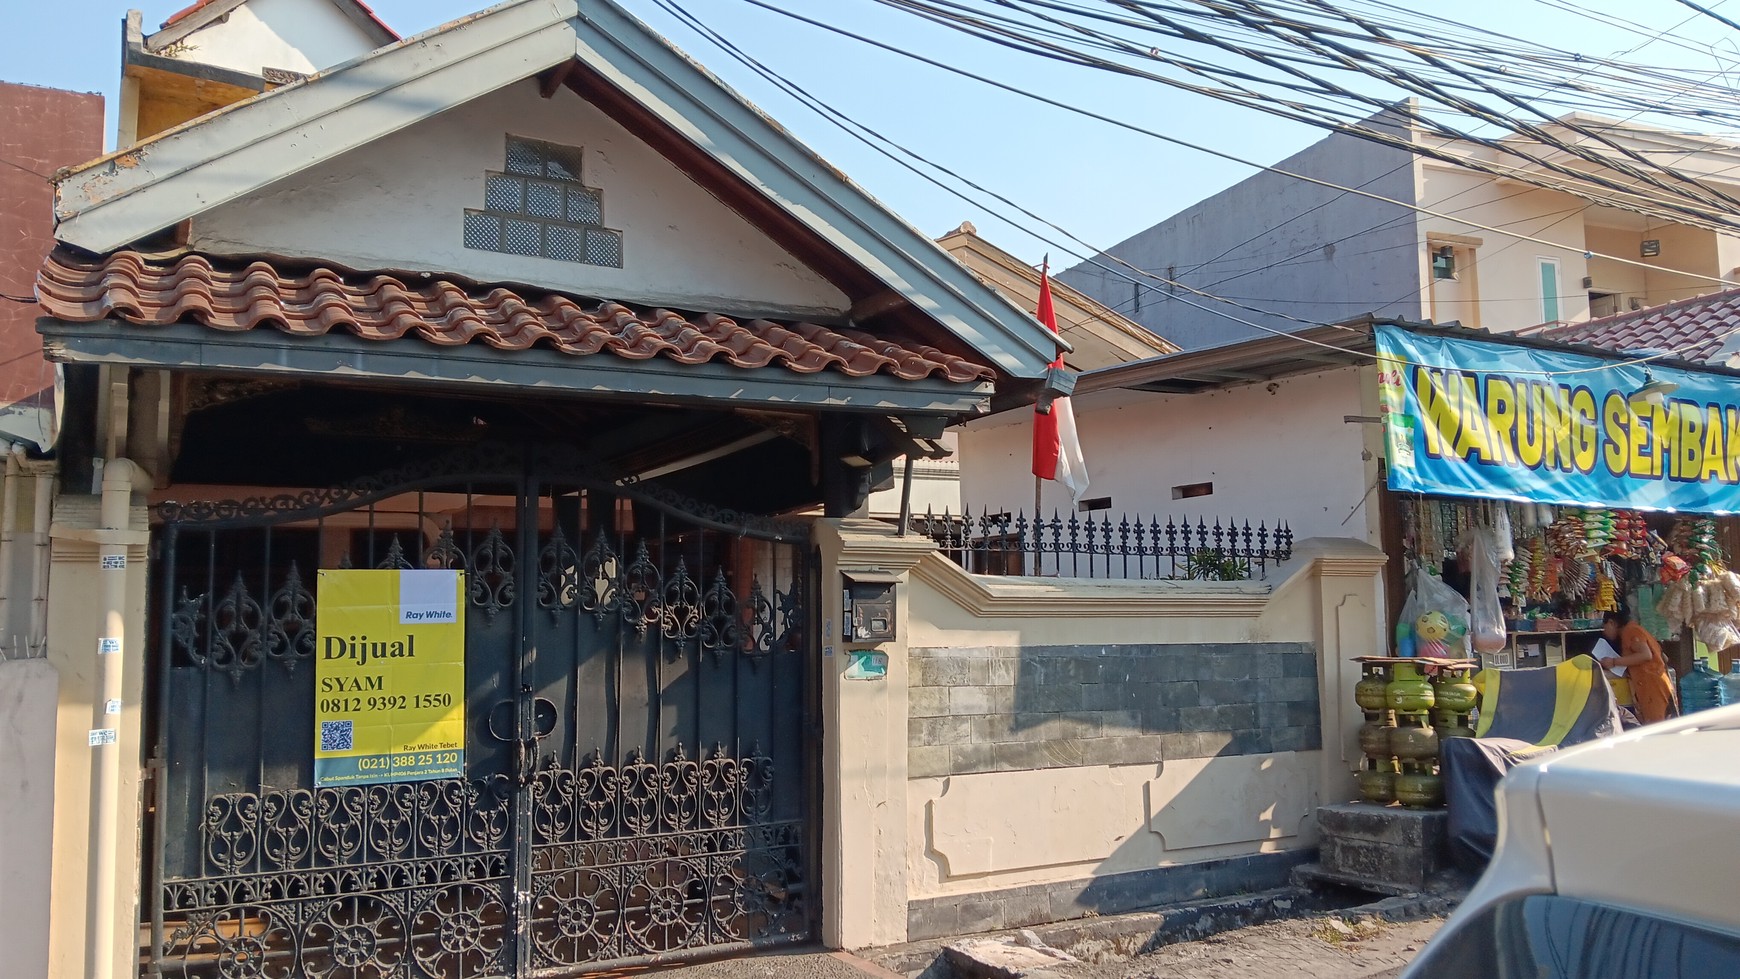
[1036,253,1048,525]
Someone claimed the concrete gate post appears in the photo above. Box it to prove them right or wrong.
[812,518,936,950]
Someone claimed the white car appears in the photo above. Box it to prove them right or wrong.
[1402,703,1740,978]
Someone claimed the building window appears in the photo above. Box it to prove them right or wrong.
[464,136,623,268]
[1538,257,1562,324]
[1432,245,1458,280]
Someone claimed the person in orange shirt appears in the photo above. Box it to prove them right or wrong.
[1600,609,1678,724]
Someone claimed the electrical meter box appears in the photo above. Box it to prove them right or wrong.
[843,570,899,643]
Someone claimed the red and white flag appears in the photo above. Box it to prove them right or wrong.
[1031,268,1089,504]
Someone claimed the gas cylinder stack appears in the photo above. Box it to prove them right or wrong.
[1353,659,1478,809]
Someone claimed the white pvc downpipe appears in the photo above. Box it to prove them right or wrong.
[0,444,22,647]
[30,465,54,653]
[86,457,141,979]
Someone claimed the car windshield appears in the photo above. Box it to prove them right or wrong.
[1409,894,1740,978]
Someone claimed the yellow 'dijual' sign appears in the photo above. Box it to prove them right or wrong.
[314,569,466,787]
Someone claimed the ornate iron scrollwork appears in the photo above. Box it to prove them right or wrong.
[468,524,515,621]
[424,522,464,571]
[744,576,775,665]
[376,536,413,570]
[774,579,806,654]
[661,558,701,649]
[524,743,804,970]
[579,534,621,623]
[621,542,662,637]
[171,586,206,668]
[538,524,579,619]
[699,568,741,662]
[211,573,265,684]
[263,562,315,672]
[410,883,508,979]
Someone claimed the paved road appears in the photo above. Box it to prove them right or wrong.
[628,914,1441,979]
[1062,916,1442,979]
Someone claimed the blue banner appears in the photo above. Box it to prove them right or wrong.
[1376,325,1740,513]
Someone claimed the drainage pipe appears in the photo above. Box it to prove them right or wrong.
[86,457,142,979]
[29,463,54,653]
[0,443,21,646]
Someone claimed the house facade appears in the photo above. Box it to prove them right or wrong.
[1063,109,1740,348]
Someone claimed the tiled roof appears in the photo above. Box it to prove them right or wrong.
[36,251,994,384]
[1539,289,1740,367]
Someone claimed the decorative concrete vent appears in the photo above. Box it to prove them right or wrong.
[464,136,624,268]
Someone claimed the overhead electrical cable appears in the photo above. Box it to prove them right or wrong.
[730,0,1740,291]
[664,0,1740,379]
[868,0,1740,228]
[1672,0,1740,35]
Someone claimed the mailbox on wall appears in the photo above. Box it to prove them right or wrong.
[843,570,899,643]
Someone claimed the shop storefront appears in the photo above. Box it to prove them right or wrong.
[1374,325,1740,699]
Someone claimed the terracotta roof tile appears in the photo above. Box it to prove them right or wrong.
[36,250,994,385]
[1539,289,1740,367]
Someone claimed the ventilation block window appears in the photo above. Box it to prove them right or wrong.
[1172,481,1214,500]
[465,136,623,268]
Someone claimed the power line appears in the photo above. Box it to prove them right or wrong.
[1673,0,1740,34]
[731,0,1740,291]
[876,0,1740,228]
[0,157,55,180]
[665,0,1740,379]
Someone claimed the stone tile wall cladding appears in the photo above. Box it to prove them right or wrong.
[908,644,1321,778]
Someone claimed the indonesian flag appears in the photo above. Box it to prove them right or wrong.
[1031,269,1089,504]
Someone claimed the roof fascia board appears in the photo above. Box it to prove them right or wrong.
[56,0,581,249]
[572,3,1061,378]
[1075,324,1374,395]
[125,44,269,93]
[39,319,993,415]
[329,0,402,46]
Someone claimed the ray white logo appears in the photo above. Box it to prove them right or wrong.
[399,570,459,624]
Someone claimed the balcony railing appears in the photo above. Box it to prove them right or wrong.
[915,508,1293,582]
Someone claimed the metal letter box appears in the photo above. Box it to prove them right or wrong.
[843,570,899,643]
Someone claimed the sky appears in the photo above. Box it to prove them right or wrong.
[3,0,1739,271]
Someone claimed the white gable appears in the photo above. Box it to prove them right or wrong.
[156,0,386,76]
[189,81,850,317]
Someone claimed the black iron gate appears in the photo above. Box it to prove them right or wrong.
[146,446,818,977]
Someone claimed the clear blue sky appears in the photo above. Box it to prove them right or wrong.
[3,0,1737,266]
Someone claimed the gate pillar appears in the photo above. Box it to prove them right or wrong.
[812,519,935,950]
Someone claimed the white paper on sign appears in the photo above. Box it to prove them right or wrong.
[399,569,460,625]
[1592,637,1624,676]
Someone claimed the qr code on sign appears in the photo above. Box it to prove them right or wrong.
[320,720,354,752]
